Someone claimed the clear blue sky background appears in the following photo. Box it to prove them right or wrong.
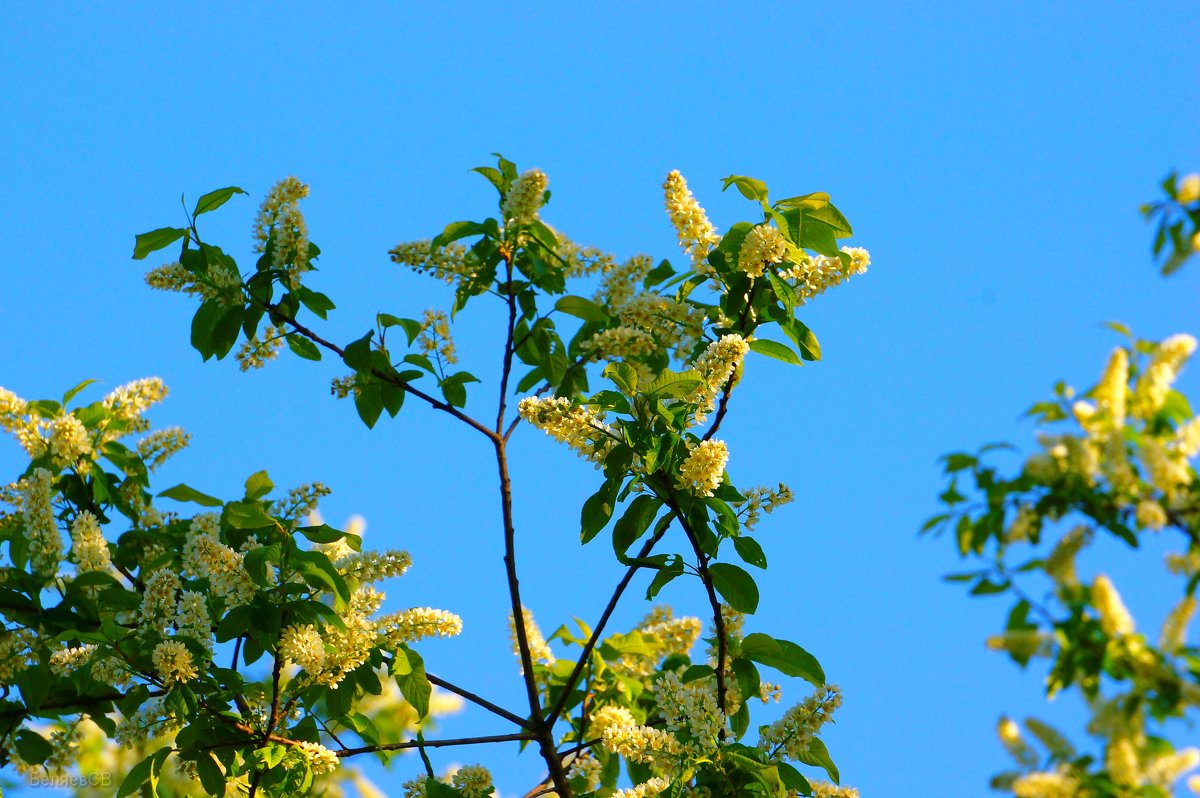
[2,3,1199,796]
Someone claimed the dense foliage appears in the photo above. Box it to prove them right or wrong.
[0,158,873,797]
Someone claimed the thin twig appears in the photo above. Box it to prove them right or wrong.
[426,672,532,730]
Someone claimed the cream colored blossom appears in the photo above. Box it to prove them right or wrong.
[1107,734,1142,786]
[1136,499,1169,531]
[518,396,615,463]
[503,169,549,225]
[49,644,96,676]
[68,510,110,573]
[689,334,750,425]
[294,740,339,775]
[582,326,658,360]
[450,764,492,798]
[1093,574,1135,637]
[279,624,326,673]
[136,427,190,470]
[1141,438,1191,497]
[509,607,554,670]
[566,752,602,791]
[336,549,412,583]
[139,569,181,634]
[1094,348,1129,429]
[175,590,212,652]
[180,520,255,608]
[20,468,61,575]
[1178,173,1200,205]
[677,439,729,497]
[986,631,1055,659]
[1133,334,1197,419]
[655,671,726,751]
[1145,747,1200,789]
[103,378,168,431]
[737,224,787,278]
[236,323,287,371]
[1044,525,1092,585]
[811,783,861,798]
[153,640,198,686]
[314,586,381,686]
[1011,770,1080,798]
[601,723,682,764]
[779,246,871,304]
[664,170,720,268]
[611,776,671,798]
[1160,596,1196,653]
[389,240,473,285]
[758,685,842,761]
[590,704,636,741]
[253,176,311,285]
[0,628,36,684]
[48,414,91,466]
[377,607,463,647]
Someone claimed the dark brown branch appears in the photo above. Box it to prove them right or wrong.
[546,526,670,722]
[262,302,498,440]
[0,688,167,722]
[336,732,536,757]
[492,251,573,797]
[661,492,728,722]
[426,672,532,730]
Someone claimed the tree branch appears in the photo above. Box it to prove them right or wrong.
[426,672,532,730]
[546,525,670,722]
[262,301,498,440]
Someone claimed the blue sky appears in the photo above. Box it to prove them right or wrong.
[2,3,1199,796]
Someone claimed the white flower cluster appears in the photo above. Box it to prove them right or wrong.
[253,176,311,286]
[518,396,616,463]
[677,439,729,497]
[758,685,842,761]
[503,169,549,225]
[737,224,788,278]
[779,246,871,304]
[689,334,750,425]
[664,170,721,268]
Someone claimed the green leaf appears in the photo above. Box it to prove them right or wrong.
[158,484,224,507]
[432,220,488,249]
[62,379,97,405]
[286,334,322,361]
[749,338,803,366]
[708,562,759,613]
[342,331,375,372]
[554,296,609,322]
[721,175,769,203]
[378,314,422,345]
[194,752,226,794]
[798,737,839,783]
[741,632,825,687]
[733,536,768,569]
[291,549,352,605]
[612,496,662,559]
[396,646,432,718]
[295,286,335,319]
[133,227,188,260]
[581,478,621,544]
[244,470,274,500]
[193,186,247,217]
[14,729,52,764]
[355,383,384,428]
[645,369,703,399]
[603,362,639,394]
[117,747,172,797]
[646,556,684,600]
[781,319,821,361]
[225,501,276,530]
